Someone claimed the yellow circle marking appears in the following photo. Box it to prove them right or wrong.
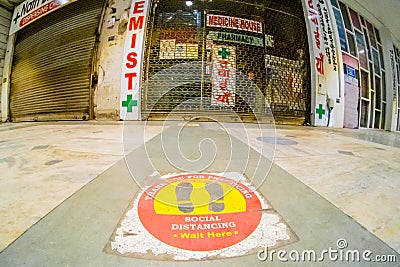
[154,180,247,215]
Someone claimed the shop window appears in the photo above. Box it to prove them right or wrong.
[397,116,400,131]
[381,103,386,129]
[361,70,369,99]
[372,49,380,75]
[363,28,371,60]
[398,84,400,108]
[375,75,381,110]
[333,8,348,52]
[397,63,400,84]
[369,62,374,90]
[330,0,339,8]
[374,27,381,44]
[360,100,369,127]
[339,2,352,31]
[355,30,368,69]
[381,71,386,102]
[370,91,375,128]
[349,8,361,30]
[378,45,385,70]
[346,32,357,57]
[359,15,366,27]
[374,111,381,129]
[366,21,377,48]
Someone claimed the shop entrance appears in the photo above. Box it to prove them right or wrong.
[141,0,310,124]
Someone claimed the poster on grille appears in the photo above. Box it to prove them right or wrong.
[175,44,199,59]
[160,40,199,60]
[211,45,236,107]
[160,39,176,59]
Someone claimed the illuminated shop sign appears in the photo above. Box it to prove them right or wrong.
[207,14,262,34]
[304,0,341,126]
[212,45,236,107]
[120,0,151,120]
[10,0,77,35]
[207,31,264,47]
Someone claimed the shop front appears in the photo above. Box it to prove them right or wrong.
[138,0,310,123]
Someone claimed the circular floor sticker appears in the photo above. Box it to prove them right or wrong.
[138,174,262,251]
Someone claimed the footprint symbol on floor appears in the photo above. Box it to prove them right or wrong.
[176,182,194,213]
[206,182,225,212]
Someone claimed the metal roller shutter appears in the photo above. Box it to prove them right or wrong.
[10,0,104,121]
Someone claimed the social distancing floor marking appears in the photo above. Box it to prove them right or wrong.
[138,174,262,251]
[153,181,246,215]
[106,173,296,260]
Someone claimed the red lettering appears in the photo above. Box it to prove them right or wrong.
[309,9,318,25]
[131,33,137,48]
[125,73,137,90]
[315,52,324,75]
[314,28,321,49]
[218,69,230,77]
[133,1,145,14]
[234,18,239,28]
[126,52,138,68]
[216,92,231,104]
[129,16,144,31]
[219,79,228,91]
[219,60,229,69]
[208,15,215,26]
[256,23,261,33]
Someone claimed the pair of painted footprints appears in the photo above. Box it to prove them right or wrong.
[175,182,225,213]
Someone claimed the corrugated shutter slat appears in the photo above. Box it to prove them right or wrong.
[10,0,104,121]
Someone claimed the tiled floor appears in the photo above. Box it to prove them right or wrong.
[0,121,399,265]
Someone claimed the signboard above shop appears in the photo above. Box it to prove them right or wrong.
[207,14,262,34]
[207,31,264,47]
[9,0,77,35]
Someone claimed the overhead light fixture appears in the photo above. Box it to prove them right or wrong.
[186,1,193,7]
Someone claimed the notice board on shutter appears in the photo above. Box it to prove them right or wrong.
[10,0,104,121]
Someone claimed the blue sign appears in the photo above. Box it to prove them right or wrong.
[346,65,356,78]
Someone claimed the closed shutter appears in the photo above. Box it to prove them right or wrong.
[10,0,104,121]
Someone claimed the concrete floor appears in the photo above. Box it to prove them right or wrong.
[0,121,399,266]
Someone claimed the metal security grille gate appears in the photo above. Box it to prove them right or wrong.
[10,0,105,122]
[142,0,310,123]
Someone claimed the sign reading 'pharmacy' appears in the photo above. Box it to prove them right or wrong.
[208,31,264,47]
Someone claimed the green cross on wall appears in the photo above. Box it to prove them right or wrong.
[122,95,138,113]
[316,104,326,119]
[218,48,231,59]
